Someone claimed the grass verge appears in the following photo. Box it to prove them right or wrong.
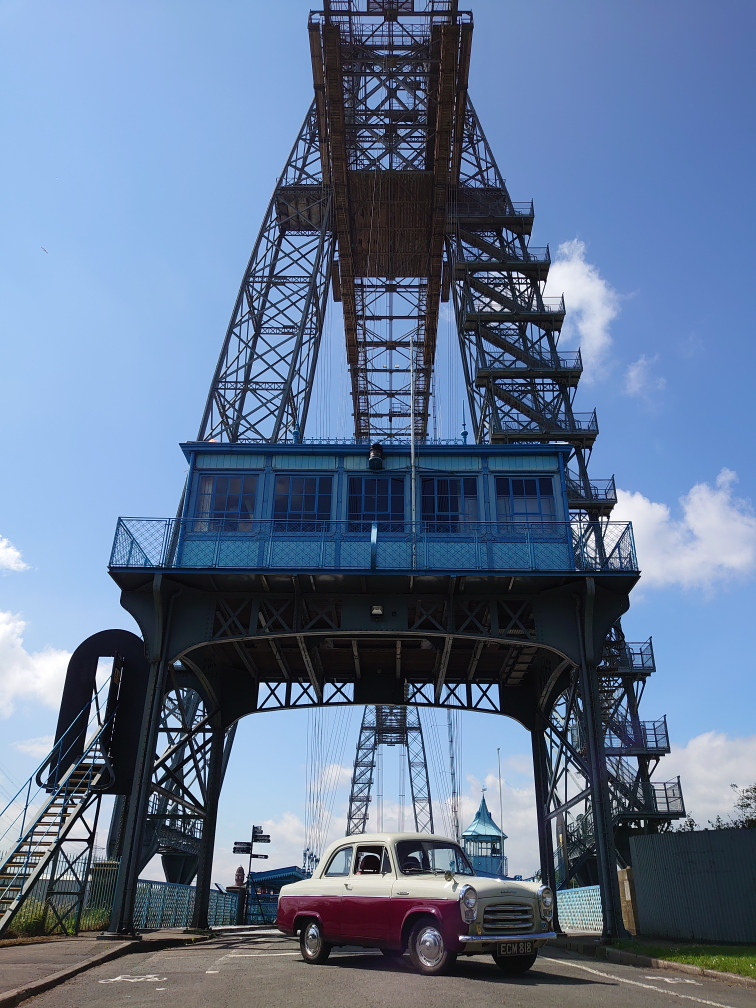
[613,939,756,980]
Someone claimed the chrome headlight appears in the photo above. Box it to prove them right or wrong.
[458,884,478,922]
[538,884,554,920]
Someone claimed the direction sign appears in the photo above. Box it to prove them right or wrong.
[250,854,269,859]
[252,836,271,843]
[233,843,252,854]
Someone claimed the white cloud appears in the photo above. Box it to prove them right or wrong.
[12,735,55,758]
[544,239,619,377]
[662,732,756,825]
[624,353,666,398]
[0,536,28,572]
[0,611,70,718]
[615,468,756,589]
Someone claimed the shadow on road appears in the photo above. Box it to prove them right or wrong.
[319,953,599,986]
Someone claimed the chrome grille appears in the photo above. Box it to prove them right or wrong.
[482,901,534,933]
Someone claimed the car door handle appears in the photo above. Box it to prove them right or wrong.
[344,883,352,890]
[396,891,409,895]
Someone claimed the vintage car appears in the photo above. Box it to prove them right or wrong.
[277,832,555,975]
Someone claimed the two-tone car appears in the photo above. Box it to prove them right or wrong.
[276,832,555,975]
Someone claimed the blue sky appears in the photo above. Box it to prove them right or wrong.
[0,0,754,879]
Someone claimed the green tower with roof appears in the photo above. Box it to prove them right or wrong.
[462,793,508,878]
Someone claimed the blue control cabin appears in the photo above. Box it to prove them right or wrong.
[111,441,636,578]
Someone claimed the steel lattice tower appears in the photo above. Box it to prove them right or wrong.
[1,0,686,944]
[346,705,433,835]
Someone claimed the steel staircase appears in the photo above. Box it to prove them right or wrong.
[0,714,115,935]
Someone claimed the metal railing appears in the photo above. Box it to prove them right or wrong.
[453,192,534,219]
[495,410,598,433]
[458,246,550,266]
[480,350,582,372]
[466,294,566,315]
[604,716,670,754]
[566,476,617,502]
[110,517,637,574]
[612,778,685,818]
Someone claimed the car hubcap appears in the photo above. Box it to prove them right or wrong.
[304,923,321,957]
[416,926,444,967]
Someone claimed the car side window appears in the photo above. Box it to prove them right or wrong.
[381,847,393,875]
[354,845,385,875]
[324,846,353,877]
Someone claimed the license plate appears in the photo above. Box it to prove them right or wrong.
[498,940,534,957]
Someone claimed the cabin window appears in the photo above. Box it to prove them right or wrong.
[495,477,555,521]
[348,476,405,529]
[273,475,332,528]
[194,475,258,530]
[421,477,478,530]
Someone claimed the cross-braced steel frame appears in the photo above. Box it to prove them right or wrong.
[346,705,433,834]
[25,0,683,947]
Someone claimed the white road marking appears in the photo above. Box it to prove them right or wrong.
[226,952,300,957]
[539,958,739,1008]
[646,977,704,985]
[98,975,168,984]
[206,970,219,973]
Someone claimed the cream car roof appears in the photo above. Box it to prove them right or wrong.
[323,832,456,848]
[317,832,460,871]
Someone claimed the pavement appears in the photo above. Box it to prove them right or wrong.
[8,928,756,1008]
[0,930,209,1008]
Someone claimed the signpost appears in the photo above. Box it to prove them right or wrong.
[232,826,271,924]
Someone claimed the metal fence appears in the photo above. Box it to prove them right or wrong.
[3,862,240,937]
[246,893,278,925]
[556,885,603,934]
[110,518,637,574]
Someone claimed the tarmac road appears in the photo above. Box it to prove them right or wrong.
[22,929,756,1008]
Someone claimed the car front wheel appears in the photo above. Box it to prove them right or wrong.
[299,919,332,964]
[492,951,538,974]
[407,916,457,976]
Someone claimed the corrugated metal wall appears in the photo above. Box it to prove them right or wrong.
[630,828,756,943]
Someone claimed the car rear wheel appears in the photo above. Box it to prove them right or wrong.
[299,919,332,964]
[407,916,457,976]
[492,951,538,974]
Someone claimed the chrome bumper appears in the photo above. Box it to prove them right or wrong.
[458,931,556,943]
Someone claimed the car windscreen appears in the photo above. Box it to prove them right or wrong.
[396,840,474,876]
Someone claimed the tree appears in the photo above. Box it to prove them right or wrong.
[730,783,756,829]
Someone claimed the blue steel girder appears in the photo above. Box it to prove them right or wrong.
[198,104,334,443]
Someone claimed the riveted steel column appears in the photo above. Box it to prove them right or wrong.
[577,580,629,941]
[531,727,560,933]
[100,655,168,937]
[190,722,224,930]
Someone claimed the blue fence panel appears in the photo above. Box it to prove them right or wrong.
[132,879,239,930]
[557,885,603,933]
[246,893,279,925]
